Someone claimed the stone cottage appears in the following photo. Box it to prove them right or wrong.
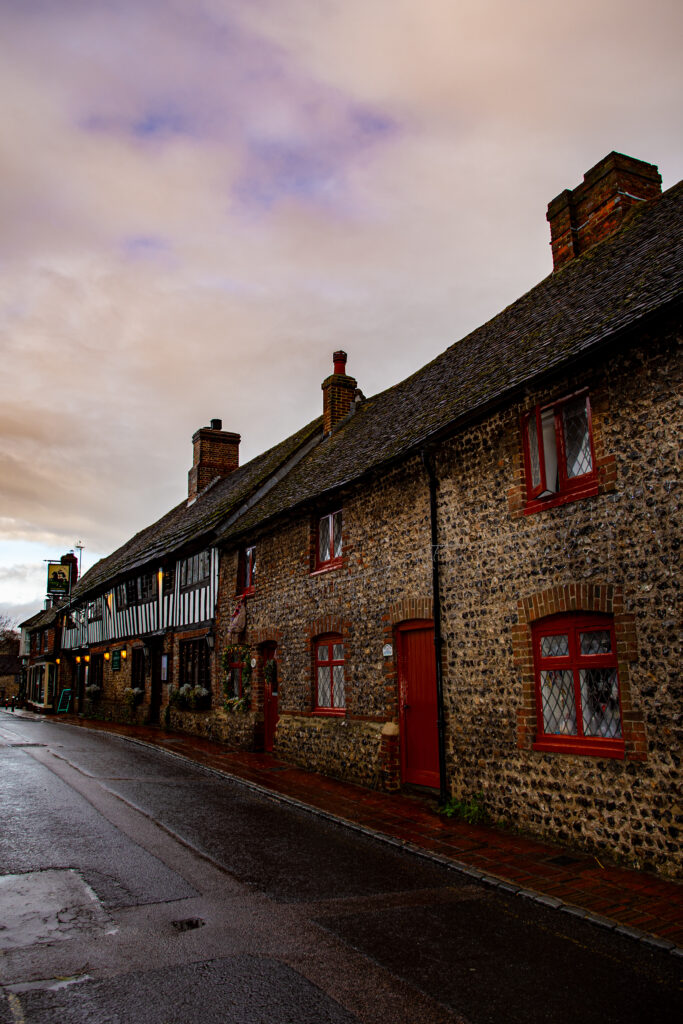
[48,152,681,876]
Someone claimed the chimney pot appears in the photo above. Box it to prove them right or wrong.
[333,351,347,375]
[210,418,222,430]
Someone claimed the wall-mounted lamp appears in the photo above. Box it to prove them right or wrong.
[55,658,61,665]
[206,635,214,649]
[75,656,81,664]
[84,655,90,663]
[104,651,110,661]
[121,648,127,659]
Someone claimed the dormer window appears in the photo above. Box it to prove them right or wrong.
[523,392,597,511]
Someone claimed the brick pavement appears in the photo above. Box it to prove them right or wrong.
[6,710,682,955]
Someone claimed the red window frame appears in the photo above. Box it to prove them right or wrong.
[522,390,598,513]
[314,510,342,571]
[314,635,345,714]
[237,545,256,596]
[532,613,624,758]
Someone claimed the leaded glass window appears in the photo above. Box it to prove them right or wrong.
[533,615,623,752]
[523,392,596,504]
[317,511,342,567]
[315,638,345,710]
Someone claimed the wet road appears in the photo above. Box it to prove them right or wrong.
[0,713,680,1023]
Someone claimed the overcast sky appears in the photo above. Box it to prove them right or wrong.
[1,0,681,624]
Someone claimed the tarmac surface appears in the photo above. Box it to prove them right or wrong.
[3,708,682,955]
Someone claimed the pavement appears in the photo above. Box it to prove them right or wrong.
[4,708,682,955]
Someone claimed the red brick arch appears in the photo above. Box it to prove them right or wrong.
[513,583,646,760]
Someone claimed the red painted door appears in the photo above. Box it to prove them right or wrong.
[398,621,439,788]
[263,647,279,753]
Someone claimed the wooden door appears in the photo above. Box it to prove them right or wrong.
[263,645,279,752]
[398,621,439,788]
[149,645,162,724]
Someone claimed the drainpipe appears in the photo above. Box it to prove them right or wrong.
[421,449,448,806]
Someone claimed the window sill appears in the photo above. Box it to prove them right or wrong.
[313,707,346,717]
[533,737,624,759]
[524,480,599,516]
[235,587,255,599]
[311,559,342,576]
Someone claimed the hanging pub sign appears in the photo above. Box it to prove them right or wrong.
[47,562,71,595]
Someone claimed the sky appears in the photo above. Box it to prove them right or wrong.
[1,0,682,625]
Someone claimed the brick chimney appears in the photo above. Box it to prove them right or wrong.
[322,351,357,435]
[547,152,662,271]
[188,419,240,501]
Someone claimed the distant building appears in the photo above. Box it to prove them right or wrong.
[50,153,682,877]
[0,631,22,704]
[19,553,78,712]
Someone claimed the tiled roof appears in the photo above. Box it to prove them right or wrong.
[19,606,60,631]
[72,417,322,598]
[227,180,683,538]
[73,179,682,593]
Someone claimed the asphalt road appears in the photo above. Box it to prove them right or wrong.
[0,712,680,1024]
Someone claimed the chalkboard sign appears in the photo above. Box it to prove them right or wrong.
[112,650,121,671]
[57,689,71,713]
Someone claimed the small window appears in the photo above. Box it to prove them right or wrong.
[87,597,103,621]
[532,614,623,758]
[523,392,597,510]
[224,660,243,698]
[137,573,157,603]
[238,545,256,595]
[315,636,345,713]
[179,551,210,590]
[316,511,342,569]
[179,639,210,689]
